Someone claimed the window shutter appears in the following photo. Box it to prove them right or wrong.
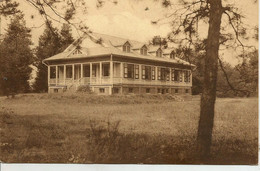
[124,63,128,78]
[166,68,170,81]
[142,65,145,79]
[135,65,139,79]
[152,67,155,80]
[179,70,183,82]
[158,67,161,80]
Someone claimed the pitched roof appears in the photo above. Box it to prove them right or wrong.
[43,32,195,67]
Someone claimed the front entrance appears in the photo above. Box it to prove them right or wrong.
[74,64,81,80]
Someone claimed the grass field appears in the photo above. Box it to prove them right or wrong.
[0,93,258,164]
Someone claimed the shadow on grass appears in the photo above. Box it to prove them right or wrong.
[0,108,257,164]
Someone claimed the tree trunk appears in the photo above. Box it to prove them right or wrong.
[197,0,223,163]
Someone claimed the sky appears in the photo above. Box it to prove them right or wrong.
[0,0,258,65]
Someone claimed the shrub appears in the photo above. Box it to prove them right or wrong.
[77,85,93,93]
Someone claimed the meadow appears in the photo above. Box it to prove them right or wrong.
[0,93,258,164]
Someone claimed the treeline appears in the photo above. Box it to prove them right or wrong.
[189,46,258,97]
[0,14,258,97]
[0,14,74,96]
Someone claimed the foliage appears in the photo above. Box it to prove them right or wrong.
[0,14,33,96]
[76,85,93,94]
[33,21,74,92]
[60,23,75,51]
[33,23,61,92]
[0,0,20,16]
[234,50,258,96]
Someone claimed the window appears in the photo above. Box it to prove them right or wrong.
[175,89,178,93]
[103,64,110,76]
[66,65,72,78]
[157,67,161,80]
[166,89,169,93]
[186,89,189,93]
[83,64,90,77]
[170,51,175,59]
[152,67,155,80]
[124,63,134,78]
[184,70,191,82]
[162,89,165,94]
[92,65,97,77]
[99,88,105,93]
[146,88,150,93]
[179,70,183,82]
[58,66,64,79]
[123,42,131,52]
[184,70,188,82]
[161,68,166,81]
[140,47,147,55]
[54,89,58,93]
[129,88,133,93]
[174,70,179,82]
[142,65,151,80]
[113,88,119,94]
[50,66,56,79]
[126,46,130,52]
[166,68,170,81]
[145,66,151,80]
[171,68,175,81]
[156,49,162,57]
[135,65,139,79]
[157,88,161,94]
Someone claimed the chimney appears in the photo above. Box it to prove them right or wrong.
[152,36,162,46]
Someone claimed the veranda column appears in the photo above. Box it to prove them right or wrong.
[47,66,50,85]
[72,64,75,81]
[90,63,92,84]
[64,65,66,85]
[81,63,83,84]
[109,55,113,95]
[182,70,185,83]
[120,62,123,94]
[120,62,123,83]
[155,66,157,81]
[110,55,113,84]
[169,67,171,83]
[190,70,192,86]
[99,62,102,84]
[55,65,58,86]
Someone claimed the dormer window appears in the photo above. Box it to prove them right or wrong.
[123,42,131,52]
[156,49,162,57]
[170,51,175,59]
[140,46,148,55]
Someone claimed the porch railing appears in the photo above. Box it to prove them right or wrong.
[49,77,191,87]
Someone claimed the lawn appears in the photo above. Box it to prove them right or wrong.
[0,93,258,164]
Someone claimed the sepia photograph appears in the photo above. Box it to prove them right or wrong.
[0,0,258,167]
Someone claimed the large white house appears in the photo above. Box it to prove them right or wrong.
[43,32,195,95]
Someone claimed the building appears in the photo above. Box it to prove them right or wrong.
[43,32,195,95]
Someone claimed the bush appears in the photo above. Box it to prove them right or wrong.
[77,85,93,93]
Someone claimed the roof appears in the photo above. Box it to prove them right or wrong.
[43,32,195,67]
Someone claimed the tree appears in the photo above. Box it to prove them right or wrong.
[157,0,256,162]
[234,50,258,96]
[33,23,62,92]
[0,14,33,97]
[0,0,19,16]
[60,23,75,51]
